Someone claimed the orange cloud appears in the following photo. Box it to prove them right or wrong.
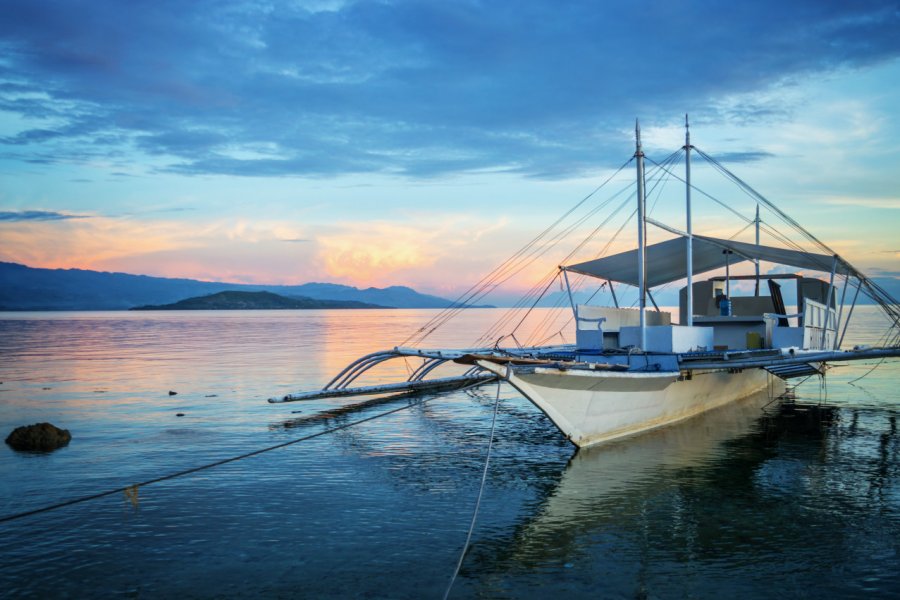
[317,223,435,283]
[0,216,314,282]
[311,214,597,294]
[0,217,204,270]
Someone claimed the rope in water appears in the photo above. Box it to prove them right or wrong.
[0,395,444,526]
[443,375,504,600]
[848,357,890,384]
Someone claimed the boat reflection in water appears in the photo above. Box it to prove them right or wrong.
[466,388,900,600]
[503,390,789,559]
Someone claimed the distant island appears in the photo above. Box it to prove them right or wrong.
[0,261,496,310]
[131,291,386,310]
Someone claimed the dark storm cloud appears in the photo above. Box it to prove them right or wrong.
[1,0,898,178]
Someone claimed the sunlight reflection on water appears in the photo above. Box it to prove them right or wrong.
[0,307,898,598]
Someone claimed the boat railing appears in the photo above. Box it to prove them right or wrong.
[802,299,837,350]
[766,299,836,350]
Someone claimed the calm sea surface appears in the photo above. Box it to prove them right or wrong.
[1,307,898,598]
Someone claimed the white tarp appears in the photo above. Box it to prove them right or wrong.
[565,234,849,288]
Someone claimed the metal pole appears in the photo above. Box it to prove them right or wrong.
[838,277,862,349]
[685,114,693,326]
[647,290,661,313]
[834,273,850,350]
[608,280,619,308]
[754,204,760,296]
[562,267,577,318]
[822,255,837,348]
[725,251,731,297]
[635,119,647,350]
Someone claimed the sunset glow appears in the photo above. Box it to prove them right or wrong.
[1,1,898,302]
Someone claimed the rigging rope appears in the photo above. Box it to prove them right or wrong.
[643,154,815,258]
[519,149,684,346]
[694,147,833,254]
[485,150,683,348]
[645,149,899,337]
[467,179,638,345]
[400,157,635,348]
[482,196,631,348]
[512,197,635,345]
[848,357,890,384]
[699,148,900,331]
[525,205,636,346]
[469,184,635,347]
[646,148,684,216]
[397,137,897,377]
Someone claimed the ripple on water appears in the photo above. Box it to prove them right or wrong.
[1,308,899,598]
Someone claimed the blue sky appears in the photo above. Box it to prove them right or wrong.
[1,0,898,299]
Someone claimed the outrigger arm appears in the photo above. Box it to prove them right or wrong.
[268,346,504,403]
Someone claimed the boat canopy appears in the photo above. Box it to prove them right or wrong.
[565,234,851,288]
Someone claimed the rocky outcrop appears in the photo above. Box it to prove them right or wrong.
[5,422,71,451]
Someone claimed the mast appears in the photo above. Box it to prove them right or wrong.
[754,204,760,296]
[636,120,647,350]
[685,114,693,326]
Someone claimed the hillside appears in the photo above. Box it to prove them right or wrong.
[131,291,385,310]
[0,262,475,310]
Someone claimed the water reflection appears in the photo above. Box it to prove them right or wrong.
[457,394,900,598]
[484,391,786,564]
[1,309,898,598]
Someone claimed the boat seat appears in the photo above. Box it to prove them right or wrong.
[575,306,670,350]
[576,305,670,332]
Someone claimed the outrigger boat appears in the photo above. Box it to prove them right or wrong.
[270,119,900,448]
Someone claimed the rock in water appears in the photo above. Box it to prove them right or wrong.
[5,422,72,451]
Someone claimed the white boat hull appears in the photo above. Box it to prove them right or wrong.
[478,361,784,447]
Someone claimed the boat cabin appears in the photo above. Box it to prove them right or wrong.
[679,274,836,352]
[567,234,844,355]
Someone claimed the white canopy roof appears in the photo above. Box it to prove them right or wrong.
[565,234,850,288]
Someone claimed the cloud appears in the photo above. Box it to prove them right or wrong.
[869,269,900,277]
[1,0,898,179]
[822,196,900,209]
[0,210,87,221]
[0,214,322,282]
[0,210,505,292]
[711,151,776,164]
[316,222,442,283]
[765,265,801,276]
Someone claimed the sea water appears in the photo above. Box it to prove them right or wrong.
[0,307,898,598]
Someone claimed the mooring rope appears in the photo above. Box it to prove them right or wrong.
[0,395,442,526]
[848,357,891,384]
[443,375,504,600]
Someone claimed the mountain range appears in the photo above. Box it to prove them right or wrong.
[0,262,471,310]
[1,261,894,311]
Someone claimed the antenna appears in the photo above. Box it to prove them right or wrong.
[635,118,647,349]
[685,113,693,326]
